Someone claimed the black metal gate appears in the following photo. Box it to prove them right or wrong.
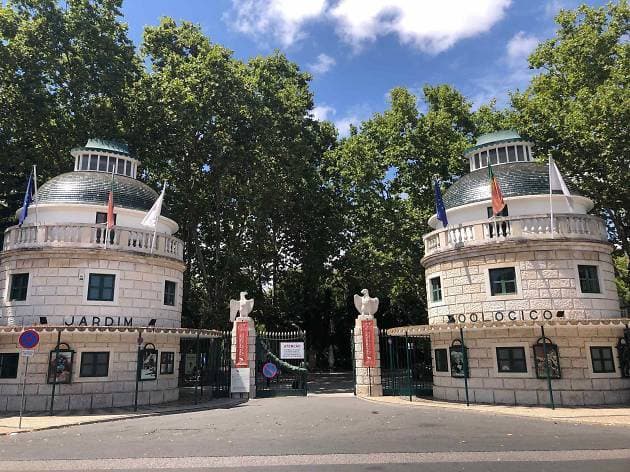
[179,331,231,400]
[379,332,433,398]
[255,331,307,397]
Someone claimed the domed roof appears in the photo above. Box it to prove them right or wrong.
[37,171,158,212]
[443,162,582,210]
[465,130,525,154]
[71,138,130,157]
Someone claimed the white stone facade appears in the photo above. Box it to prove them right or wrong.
[0,328,180,412]
[424,241,620,324]
[423,321,630,406]
[0,248,185,328]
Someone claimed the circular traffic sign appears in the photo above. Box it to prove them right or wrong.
[262,362,278,379]
[18,329,40,349]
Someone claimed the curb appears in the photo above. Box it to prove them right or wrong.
[0,399,246,436]
[355,395,630,428]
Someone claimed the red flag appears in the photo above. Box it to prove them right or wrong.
[488,162,505,216]
[107,173,115,230]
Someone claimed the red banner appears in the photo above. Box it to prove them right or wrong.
[235,321,249,367]
[361,319,376,368]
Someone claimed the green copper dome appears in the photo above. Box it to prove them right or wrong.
[71,139,130,157]
[465,130,524,154]
[37,172,157,212]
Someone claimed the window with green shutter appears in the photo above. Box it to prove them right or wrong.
[578,265,600,294]
[430,277,442,302]
[87,274,115,301]
[489,267,517,296]
[9,273,29,301]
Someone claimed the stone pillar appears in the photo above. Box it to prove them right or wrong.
[353,315,383,396]
[230,317,256,399]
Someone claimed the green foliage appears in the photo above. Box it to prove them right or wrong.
[0,0,139,231]
[511,1,630,289]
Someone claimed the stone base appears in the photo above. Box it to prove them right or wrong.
[356,384,383,397]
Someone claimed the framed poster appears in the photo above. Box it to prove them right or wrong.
[280,342,304,359]
[533,339,561,379]
[449,340,468,378]
[361,319,376,368]
[139,346,158,381]
[47,347,74,384]
[235,321,249,367]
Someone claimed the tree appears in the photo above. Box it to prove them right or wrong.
[0,0,139,233]
[511,1,630,299]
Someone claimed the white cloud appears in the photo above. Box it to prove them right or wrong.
[334,115,360,137]
[308,53,336,75]
[506,31,539,66]
[330,0,512,53]
[225,0,327,47]
[311,104,336,121]
[226,0,511,53]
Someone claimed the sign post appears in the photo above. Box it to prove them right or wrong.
[18,329,40,428]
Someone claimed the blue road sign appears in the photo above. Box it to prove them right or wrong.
[262,362,278,379]
[18,329,40,349]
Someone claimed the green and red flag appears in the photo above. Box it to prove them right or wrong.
[488,162,505,216]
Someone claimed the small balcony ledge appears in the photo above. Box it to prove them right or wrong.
[3,223,183,261]
[423,213,608,257]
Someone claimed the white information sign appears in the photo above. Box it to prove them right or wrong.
[21,349,35,357]
[230,368,250,393]
[280,342,304,359]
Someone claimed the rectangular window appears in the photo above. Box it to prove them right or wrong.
[498,146,507,163]
[0,353,19,378]
[525,146,531,160]
[164,280,176,306]
[578,265,600,294]
[516,146,525,161]
[430,277,442,303]
[107,156,115,173]
[9,273,29,301]
[480,151,488,167]
[489,267,517,296]
[435,349,448,372]
[117,158,125,175]
[507,146,516,162]
[89,154,99,170]
[160,352,175,374]
[489,148,498,165]
[496,347,527,373]
[590,346,615,373]
[98,155,107,171]
[81,154,90,170]
[80,352,109,377]
[474,154,480,170]
[87,274,115,301]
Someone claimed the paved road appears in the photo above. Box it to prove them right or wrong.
[1,396,629,471]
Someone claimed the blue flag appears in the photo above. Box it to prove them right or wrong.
[434,179,448,227]
[18,172,34,226]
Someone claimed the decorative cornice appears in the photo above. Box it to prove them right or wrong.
[0,325,227,337]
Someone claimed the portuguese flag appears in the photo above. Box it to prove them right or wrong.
[488,162,505,216]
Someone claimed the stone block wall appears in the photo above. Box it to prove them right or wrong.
[0,248,185,328]
[230,317,256,398]
[0,330,180,412]
[430,322,630,406]
[353,315,383,396]
[424,240,620,324]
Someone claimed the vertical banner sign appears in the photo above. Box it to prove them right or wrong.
[361,319,376,367]
[235,321,249,367]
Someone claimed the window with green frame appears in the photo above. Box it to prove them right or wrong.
[496,347,527,373]
[164,280,176,306]
[9,273,29,301]
[87,274,115,301]
[578,265,600,294]
[434,349,448,372]
[590,346,615,373]
[430,277,442,302]
[489,267,517,296]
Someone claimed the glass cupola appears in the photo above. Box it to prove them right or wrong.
[465,130,534,172]
[70,138,140,178]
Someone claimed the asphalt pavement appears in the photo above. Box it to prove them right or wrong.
[1,395,629,471]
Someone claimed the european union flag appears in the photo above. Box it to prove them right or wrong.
[434,179,448,227]
[18,172,34,226]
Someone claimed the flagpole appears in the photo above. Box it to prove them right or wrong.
[150,181,167,254]
[32,165,39,227]
[549,157,554,239]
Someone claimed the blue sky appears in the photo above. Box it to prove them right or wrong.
[121,0,605,135]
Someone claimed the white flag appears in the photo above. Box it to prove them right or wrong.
[549,157,574,212]
[141,184,166,229]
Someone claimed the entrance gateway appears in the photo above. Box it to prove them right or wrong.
[255,331,307,397]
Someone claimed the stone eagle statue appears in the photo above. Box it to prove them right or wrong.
[353,289,379,317]
[229,291,254,322]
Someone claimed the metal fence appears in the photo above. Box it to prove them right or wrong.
[379,332,433,399]
[255,331,307,397]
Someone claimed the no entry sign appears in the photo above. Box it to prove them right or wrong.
[18,329,40,349]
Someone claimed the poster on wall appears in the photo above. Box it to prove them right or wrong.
[139,348,158,381]
[361,319,376,368]
[47,349,74,384]
[449,346,467,378]
[533,343,561,379]
[280,342,304,359]
[235,321,249,367]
